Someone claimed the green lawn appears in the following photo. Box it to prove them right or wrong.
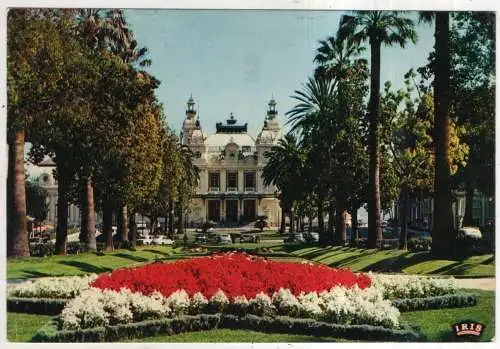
[7,245,182,280]
[7,313,52,342]
[129,329,348,343]
[6,289,494,342]
[400,289,495,341]
[7,242,495,280]
[274,245,495,277]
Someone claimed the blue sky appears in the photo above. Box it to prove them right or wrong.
[124,10,435,137]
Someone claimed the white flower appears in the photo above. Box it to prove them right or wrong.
[8,274,97,299]
[272,288,300,316]
[165,290,190,315]
[298,291,322,317]
[190,292,208,313]
[249,292,275,316]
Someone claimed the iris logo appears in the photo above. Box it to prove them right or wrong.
[452,321,485,338]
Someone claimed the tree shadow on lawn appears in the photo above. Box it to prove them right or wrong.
[17,269,54,279]
[58,261,112,274]
[112,253,149,263]
[360,251,432,273]
[333,250,381,268]
[142,249,173,257]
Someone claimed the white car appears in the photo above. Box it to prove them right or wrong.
[152,236,175,245]
[217,234,232,244]
[137,235,153,245]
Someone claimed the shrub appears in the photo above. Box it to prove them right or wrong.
[33,314,423,342]
[407,237,432,252]
[392,293,477,312]
[7,297,68,315]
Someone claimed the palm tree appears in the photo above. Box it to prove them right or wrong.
[262,134,305,235]
[419,12,455,257]
[338,11,417,248]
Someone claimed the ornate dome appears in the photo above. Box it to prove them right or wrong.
[257,129,275,144]
[182,117,196,129]
[191,128,204,143]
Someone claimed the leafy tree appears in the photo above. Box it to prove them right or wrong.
[338,11,417,248]
[25,177,49,233]
[381,72,469,249]
[8,9,79,257]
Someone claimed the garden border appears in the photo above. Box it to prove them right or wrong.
[8,292,477,316]
[32,313,424,342]
[392,293,477,312]
[7,297,69,315]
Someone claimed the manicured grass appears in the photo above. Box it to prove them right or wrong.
[7,245,183,280]
[6,289,493,342]
[276,245,495,277]
[128,329,347,342]
[400,289,495,341]
[7,242,495,280]
[7,313,52,342]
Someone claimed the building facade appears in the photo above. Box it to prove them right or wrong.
[33,158,82,227]
[181,96,282,226]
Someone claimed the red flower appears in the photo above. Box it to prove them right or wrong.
[91,253,371,299]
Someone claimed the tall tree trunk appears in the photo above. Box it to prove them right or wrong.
[80,176,96,252]
[117,205,128,246]
[399,186,409,250]
[317,199,326,245]
[289,209,295,234]
[55,163,69,255]
[351,206,359,244]
[280,206,286,234]
[177,205,183,234]
[308,215,313,232]
[168,197,174,235]
[462,181,475,226]
[432,12,455,258]
[103,202,114,252]
[7,128,29,257]
[335,209,347,246]
[367,36,383,249]
[327,203,335,245]
[128,211,137,248]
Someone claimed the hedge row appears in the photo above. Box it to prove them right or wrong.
[7,297,69,315]
[32,314,424,342]
[392,293,477,312]
[9,292,477,317]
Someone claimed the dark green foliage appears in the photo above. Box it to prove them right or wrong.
[32,313,424,342]
[7,298,69,315]
[407,237,432,252]
[392,293,477,312]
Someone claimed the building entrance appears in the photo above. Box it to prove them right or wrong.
[208,200,220,222]
[243,200,256,222]
[226,200,238,223]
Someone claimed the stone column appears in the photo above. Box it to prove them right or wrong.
[238,170,244,192]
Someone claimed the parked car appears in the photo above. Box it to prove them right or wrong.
[195,234,208,244]
[303,232,319,243]
[216,234,232,245]
[137,235,153,245]
[29,237,47,246]
[457,226,482,240]
[239,234,260,243]
[294,233,306,243]
[152,236,174,245]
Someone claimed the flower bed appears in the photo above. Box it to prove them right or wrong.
[91,253,371,299]
[9,252,477,339]
[59,286,400,330]
[8,275,98,299]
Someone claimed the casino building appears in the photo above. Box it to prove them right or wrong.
[181,95,282,227]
